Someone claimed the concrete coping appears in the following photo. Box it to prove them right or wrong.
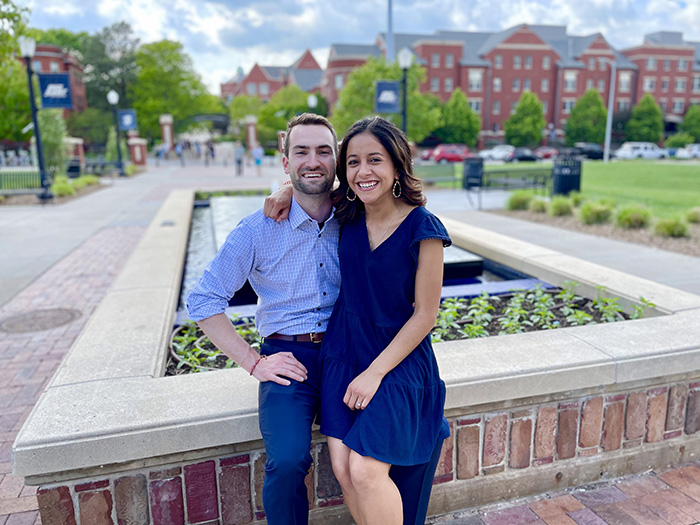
[13,192,700,481]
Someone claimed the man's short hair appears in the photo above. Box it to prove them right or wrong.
[284,113,338,158]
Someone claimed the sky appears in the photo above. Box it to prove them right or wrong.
[21,0,700,94]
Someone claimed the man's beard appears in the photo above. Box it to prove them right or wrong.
[291,170,334,195]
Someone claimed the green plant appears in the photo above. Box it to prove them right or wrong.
[592,285,623,322]
[654,216,689,238]
[630,297,656,320]
[615,204,651,229]
[529,199,547,213]
[507,190,533,210]
[665,132,695,149]
[686,207,700,224]
[555,281,581,304]
[549,196,573,217]
[458,323,489,339]
[563,309,594,326]
[51,180,75,197]
[579,201,613,225]
[568,191,585,207]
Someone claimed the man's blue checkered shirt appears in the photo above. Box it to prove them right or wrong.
[186,197,341,337]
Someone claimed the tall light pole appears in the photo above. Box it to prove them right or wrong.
[398,47,413,135]
[18,36,52,201]
[599,57,617,163]
[106,89,126,176]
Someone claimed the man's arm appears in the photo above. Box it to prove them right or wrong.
[197,313,307,386]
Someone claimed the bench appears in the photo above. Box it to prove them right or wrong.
[0,171,45,196]
[83,161,119,176]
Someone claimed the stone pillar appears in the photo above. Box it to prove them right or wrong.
[159,114,174,151]
[127,137,148,166]
[245,115,258,149]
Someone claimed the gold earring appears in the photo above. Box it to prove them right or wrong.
[346,187,357,202]
[392,180,402,199]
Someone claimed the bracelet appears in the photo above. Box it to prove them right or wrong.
[250,355,266,376]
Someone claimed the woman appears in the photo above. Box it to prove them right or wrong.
[320,117,450,525]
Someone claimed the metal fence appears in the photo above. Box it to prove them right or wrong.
[0,171,43,194]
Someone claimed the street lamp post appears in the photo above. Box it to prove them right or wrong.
[397,48,412,135]
[599,57,617,163]
[18,36,52,201]
[106,89,126,176]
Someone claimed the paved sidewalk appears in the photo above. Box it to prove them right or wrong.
[1,161,699,524]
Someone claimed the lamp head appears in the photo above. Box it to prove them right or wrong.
[106,89,119,106]
[18,36,36,59]
[398,47,413,70]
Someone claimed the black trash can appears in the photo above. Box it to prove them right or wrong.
[552,157,581,195]
[462,157,484,190]
[66,157,82,178]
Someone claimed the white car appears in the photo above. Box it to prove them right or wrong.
[675,144,700,159]
[478,144,515,161]
[614,142,669,160]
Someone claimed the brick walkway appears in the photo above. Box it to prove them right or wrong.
[0,226,145,525]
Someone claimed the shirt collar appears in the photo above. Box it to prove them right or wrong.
[288,196,336,230]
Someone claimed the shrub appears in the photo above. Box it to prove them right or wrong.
[665,132,695,149]
[529,199,548,213]
[507,190,532,210]
[568,191,585,207]
[51,181,76,197]
[72,178,88,191]
[654,217,689,238]
[686,207,700,224]
[579,201,613,225]
[549,196,573,216]
[615,204,652,229]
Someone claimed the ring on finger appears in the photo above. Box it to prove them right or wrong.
[356,401,362,409]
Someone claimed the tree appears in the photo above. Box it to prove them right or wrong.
[504,92,546,147]
[30,27,89,57]
[0,0,27,61]
[625,94,663,143]
[37,109,67,175]
[105,126,127,163]
[564,89,607,146]
[0,58,30,141]
[664,132,695,148]
[331,57,441,142]
[432,88,481,146]
[66,108,112,146]
[681,105,700,142]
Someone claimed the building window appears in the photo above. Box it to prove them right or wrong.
[679,59,688,72]
[514,55,521,69]
[246,83,257,95]
[468,70,483,91]
[662,79,669,92]
[647,58,657,70]
[32,60,42,72]
[445,77,453,92]
[673,100,684,113]
[664,59,670,71]
[493,77,502,92]
[693,76,700,93]
[431,77,439,92]
[563,100,575,113]
[660,100,667,112]
[494,54,502,69]
[335,74,344,90]
[541,78,549,92]
[49,62,60,72]
[523,78,531,91]
[588,58,596,71]
[525,55,532,69]
[676,78,687,93]
[597,79,605,92]
[586,79,594,90]
[512,101,519,113]
[619,72,631,93]
[542,101,548,114]
[564,71,577,92]
[432,53,440,68]
[469,100,482,113]
[643,77,656,92]
[617,100,630,111]
[513,78,520,91]
[446,53,454,68]
[259,82,269,96]
[492,100,500,115]
[543,56,551,70]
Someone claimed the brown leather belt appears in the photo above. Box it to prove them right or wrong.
[265,332,325,343]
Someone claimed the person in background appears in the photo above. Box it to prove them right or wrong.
[234,141,245,176]
[253,142,264,176]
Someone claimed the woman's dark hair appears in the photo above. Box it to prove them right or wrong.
[332,116,425,224]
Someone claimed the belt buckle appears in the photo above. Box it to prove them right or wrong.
[309,332,322,343]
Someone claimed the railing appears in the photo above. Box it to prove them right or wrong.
[0,171,44,195]
[414,163,459,188]
[83,160,120,175]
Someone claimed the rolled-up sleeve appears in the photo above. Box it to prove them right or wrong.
[186,222,255,321]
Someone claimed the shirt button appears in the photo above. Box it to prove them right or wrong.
[319,263,323,267]
[317,322,322,327]
[323,292,327,296]
[317,307,321,311]
[318,233,322,238]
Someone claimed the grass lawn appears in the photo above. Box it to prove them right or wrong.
[581,160,700,217]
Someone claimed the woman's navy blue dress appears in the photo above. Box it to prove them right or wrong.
[320,206,451,466]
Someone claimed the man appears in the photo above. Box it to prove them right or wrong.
[186,113,340,524]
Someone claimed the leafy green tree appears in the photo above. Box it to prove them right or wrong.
[29,27,89,57]
[681,105,700,142]
[664,132,694,148]
[432,88,481,146]
[229,95,263,122]
[0,0,27,61]
[66,108,112,146]
[37,109,67,175]
[504,92,546,147]
[564,89,607,146]
[331,57,441,142]
[625,94,663,143]
[0,58,30,141]
[259,85,313,131]
[105,126,127,163]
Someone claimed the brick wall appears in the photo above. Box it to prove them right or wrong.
[35,379,700,524]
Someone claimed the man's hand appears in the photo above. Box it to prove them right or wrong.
[252,351,307,386]
[264,184,294,222]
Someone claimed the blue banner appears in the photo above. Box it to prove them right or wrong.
[118,109,138,131]
[38,74,73,109]
[374,81,400,114]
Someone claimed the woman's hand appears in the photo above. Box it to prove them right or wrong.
[264,184,294,222]
[343,368,383,411]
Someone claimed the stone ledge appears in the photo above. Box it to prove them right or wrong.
[13,193,700,481]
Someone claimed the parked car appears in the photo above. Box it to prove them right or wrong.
[419,148,434,161]
[675,144,700,159]
[574,142,604,160]
[613,142,669,160]
[430,144,470,163]
[479,144,515,161]
[505,148,538,162]
[534,146,558,159]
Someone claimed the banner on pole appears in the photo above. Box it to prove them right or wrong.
[38,74,73,109]
[118,109,138,131]
[374,81,400,113]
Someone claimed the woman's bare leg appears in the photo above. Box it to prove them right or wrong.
[348,451,402,525]
[327,437,363,524]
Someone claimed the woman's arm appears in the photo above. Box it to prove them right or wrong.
[343,238,444,410]
[263,184,294,222]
